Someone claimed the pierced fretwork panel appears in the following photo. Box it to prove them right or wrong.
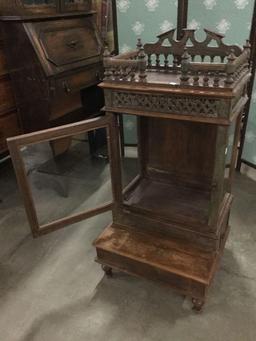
[112,92,224,118]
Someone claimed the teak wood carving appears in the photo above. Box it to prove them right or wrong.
[8,28,251,311]
[94,28,251,311]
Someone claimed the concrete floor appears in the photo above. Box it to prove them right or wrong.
[0,143,256,341]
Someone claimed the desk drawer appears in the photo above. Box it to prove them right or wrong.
[39,18,101,67]
[0,112,20,152]
[55,65,102,94]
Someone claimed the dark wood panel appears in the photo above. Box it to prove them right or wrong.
[0,48,8,76]
[0,112,20,152]
[144,118,217,187]
[0,78,16,114]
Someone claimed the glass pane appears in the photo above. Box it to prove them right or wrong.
[23,0,55,5]
[20,129,112,226]
[93,0,115,52]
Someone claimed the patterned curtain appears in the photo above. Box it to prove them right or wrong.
[187,0,255,167]
[116,0,178,144]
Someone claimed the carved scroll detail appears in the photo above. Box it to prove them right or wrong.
[144,28,242,59]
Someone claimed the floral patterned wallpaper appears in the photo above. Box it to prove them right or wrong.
[116,0,178,144]
[188,0,255,166]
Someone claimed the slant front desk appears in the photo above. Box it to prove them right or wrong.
[1,0,103,154]
[8,28,251,311]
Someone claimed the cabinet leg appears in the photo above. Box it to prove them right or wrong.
[101,265,113,278]
[192,297,205,312]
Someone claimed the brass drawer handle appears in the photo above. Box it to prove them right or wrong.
[66,40,79,49]
[62,80,71,93]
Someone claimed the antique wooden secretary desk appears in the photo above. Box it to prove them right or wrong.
[8,28,251,311]
[1,0,105,155]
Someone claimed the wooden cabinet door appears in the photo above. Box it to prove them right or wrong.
[7,115,122,237]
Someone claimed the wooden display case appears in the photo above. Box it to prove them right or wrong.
[7,28,251,311]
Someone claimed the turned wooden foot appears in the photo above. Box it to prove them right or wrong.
[192,297,205,312]
[101,265,113,278]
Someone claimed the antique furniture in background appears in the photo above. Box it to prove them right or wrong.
[0,35,20,155]
[8,28,251,310]
[0,0,118,155]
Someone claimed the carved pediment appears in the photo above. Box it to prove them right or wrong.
[144,28,242,60]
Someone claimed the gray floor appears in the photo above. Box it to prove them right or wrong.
[0,144,256,341]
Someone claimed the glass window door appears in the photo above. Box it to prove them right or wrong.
[7,115,122,237]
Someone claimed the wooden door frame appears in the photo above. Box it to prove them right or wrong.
[237,0,256,170]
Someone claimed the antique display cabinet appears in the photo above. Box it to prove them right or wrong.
[8,28,251,311]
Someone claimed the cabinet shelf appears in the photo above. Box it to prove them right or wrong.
[124,177,210,227]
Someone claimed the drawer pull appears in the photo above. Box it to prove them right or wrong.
[62,80,71,93]
[66,40,79,49]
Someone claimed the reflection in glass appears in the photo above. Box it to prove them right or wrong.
[20,131,112,226]
[93,0,115,52]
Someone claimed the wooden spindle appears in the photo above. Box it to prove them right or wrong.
[147,54,152,68]
[130,67,136,81]
[180,48,191,85]
[225,49,236,85]
[156,54,160,68]
[103,46,112,80]
[122,67,128,81]
[164,54,169,70]
[137,38,142,50]
[173,55,178,69]
[203,72,209,87]
[114,67,121,81]
[213,71,220,87]
[138,45,147,82]
[193,72,200,86]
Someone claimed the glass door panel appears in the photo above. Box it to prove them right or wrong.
[7,116,120,237]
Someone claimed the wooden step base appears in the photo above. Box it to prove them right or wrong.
[94,223,230,311]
